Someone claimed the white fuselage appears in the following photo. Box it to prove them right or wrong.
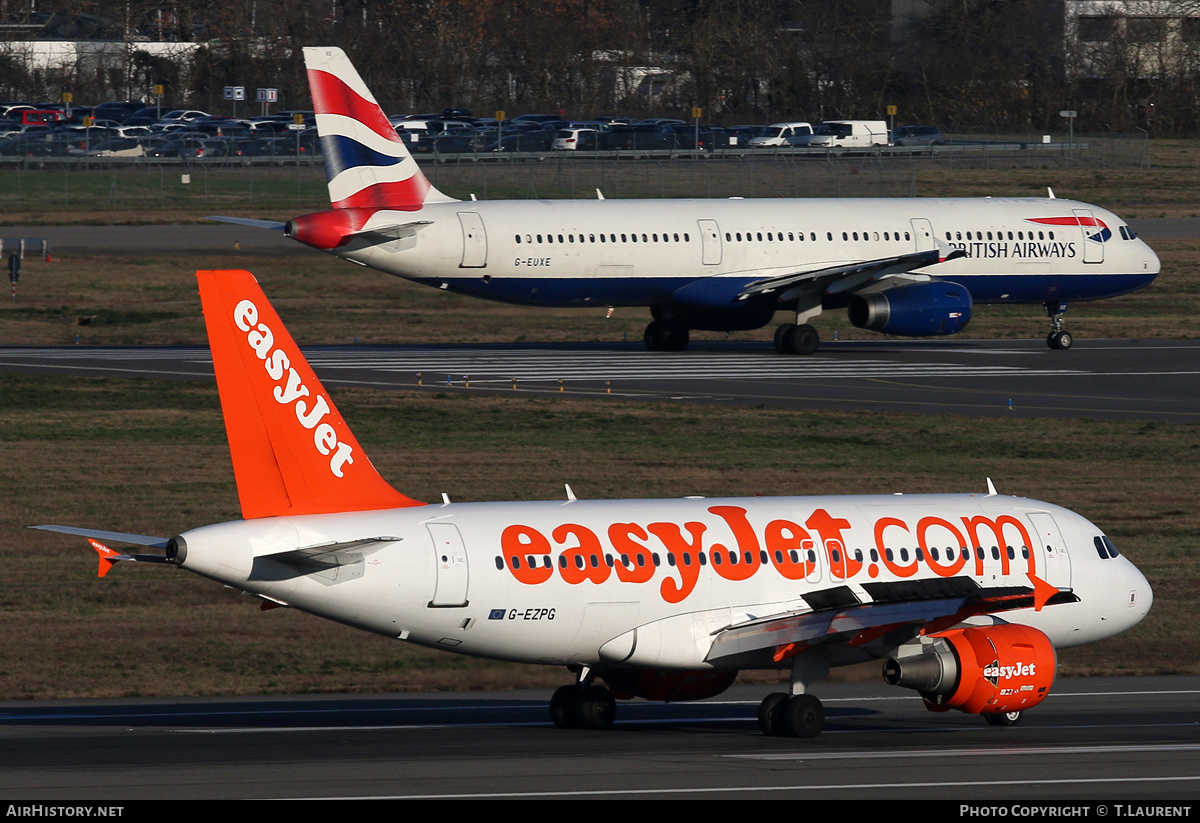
[176,492,1151,671]
[316,197,1159,313]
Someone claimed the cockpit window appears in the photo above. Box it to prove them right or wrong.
[1094,535,1121,559]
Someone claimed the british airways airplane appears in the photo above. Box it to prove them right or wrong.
[37,268,1152,736]
[218,47,1160,354]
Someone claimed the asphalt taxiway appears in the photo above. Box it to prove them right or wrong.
[0,677,1196,800]
[0,337,1197,422]
[0,218,1195,422]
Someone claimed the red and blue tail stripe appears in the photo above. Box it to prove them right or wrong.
[303,47,449,211]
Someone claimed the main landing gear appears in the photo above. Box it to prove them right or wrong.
[644,319,689,352]
[773,323,820,355]
[758,649,829,737]
[550,670,617,730]
[758,692,825,737]
[1045,300,1072,350]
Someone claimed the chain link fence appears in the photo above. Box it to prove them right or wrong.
[0,132,1150,214]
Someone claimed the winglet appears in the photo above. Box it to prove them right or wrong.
[1026,572,1059,612]
[88,538,125,578]
[196,269,425,518]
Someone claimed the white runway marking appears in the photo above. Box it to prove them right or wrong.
[0,347,1091,382]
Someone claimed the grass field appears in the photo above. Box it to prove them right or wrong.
[0,141,1196,701]
[0,136,1195,224]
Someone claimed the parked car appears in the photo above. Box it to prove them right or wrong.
[481,131,553,152]
[552,127,599,150]
[749,122,813,148]
[892,125,948,147]
[725,125,768,147]
[789,120,889,148]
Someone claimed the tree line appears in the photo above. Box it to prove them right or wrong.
[1,0,1197,135]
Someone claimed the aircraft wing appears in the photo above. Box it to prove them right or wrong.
[704,574,1073,665]
[736,243,967,303]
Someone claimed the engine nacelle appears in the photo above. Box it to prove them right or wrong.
[602,668,738,702]
[847,281,972,337]
[882,624,1056,715]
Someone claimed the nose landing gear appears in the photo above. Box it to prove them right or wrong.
[1045,300,1072,350]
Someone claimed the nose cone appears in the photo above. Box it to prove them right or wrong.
[1095,553,1153,642]
[1122,557,1154,630]
[1142,239,1161,282]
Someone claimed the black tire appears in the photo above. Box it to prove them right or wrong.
[571,685,617,730]
[783,694,825,738]
[773,324,796,354]
[1048,330,1073,350]
[758,692,790,736]
[550,685,577,729]
[644,320,689,352]
[984,710,1023,727]
[786,323,820,355]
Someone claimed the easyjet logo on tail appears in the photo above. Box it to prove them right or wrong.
[233,299,355,478]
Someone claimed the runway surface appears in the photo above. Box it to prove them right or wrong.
[0,338,1197,421]
[0,677,1196,800]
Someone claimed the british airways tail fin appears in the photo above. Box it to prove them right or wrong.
[197,269,425,519]
[303,46,455,210]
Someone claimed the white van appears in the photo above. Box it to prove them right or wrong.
[748,121,812,148]
[790,120,888,148]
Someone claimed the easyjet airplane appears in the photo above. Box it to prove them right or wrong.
[216,47,1159,354]
[36,269,1152,736]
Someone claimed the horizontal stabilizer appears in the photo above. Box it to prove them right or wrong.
[344,220,433,246]
[262,536,402,570]
[31,525,171,548]
[205,216,287,231]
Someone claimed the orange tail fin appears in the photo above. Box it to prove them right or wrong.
[196,269,424,518]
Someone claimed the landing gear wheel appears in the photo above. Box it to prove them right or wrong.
[550,684,617,729]
[789,324,820,355]
[774,324,795,354]
[550,685,578,728]
[644,320,689,352]
[1047,330,1073,350]
[775,323,820,355]
[572,685,617,730]
[984,710,1023,727]
[782,694,825,738]
[758,691,790,736]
